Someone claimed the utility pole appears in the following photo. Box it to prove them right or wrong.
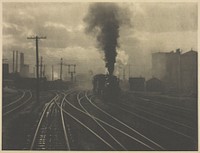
[13,51,15,73]
[123,67,125,81]
[60,58,63,80]
[59,62,77,82]
[128,64,131,78]
[74,64,76,82]
[67,64,76,82]
[68,64,70,74]
[74,64,76,73]
[43,64,45,77]
[16,50,18,73]
[33,67,36,77]
[52,65,54,81]
[40,56,43,78]
[27,36,46,103]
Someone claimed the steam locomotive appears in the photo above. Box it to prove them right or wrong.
[92,74,121,100]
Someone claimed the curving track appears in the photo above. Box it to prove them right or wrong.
[30,91,72,150]
[4,89,196,151]
[87,91,197,150]
[60,90,164,150]
[3,90,33,116]
[3,90,26,107]
[60,90,117,150]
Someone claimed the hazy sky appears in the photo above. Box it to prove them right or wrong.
[3,2,197,79]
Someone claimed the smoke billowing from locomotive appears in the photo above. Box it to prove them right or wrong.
[84,3,130,75]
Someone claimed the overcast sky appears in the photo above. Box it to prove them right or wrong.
[3,2,197,79]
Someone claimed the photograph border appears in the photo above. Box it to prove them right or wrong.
[0,0,199,152]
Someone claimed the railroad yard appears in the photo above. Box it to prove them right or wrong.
[2,88,198,151]
[2,2,198,152]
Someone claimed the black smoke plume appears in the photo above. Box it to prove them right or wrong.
[84,3,130,75]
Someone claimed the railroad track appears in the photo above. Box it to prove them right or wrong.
[30,91,71,150]
[121,93,197,130]
[84,91,164,150]
[119,94,197,132]
[27,89,197,150]
[112,100,196,135]
[88,91,197,150]
[60,90,164,150]
[3,90,33,116]
[77,91,127,150]
[129,94,196,120]
[59,90,116,150]
[3,89,25,107]
[132,94,195,112]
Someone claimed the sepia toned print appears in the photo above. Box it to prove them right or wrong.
[2,2,198,151]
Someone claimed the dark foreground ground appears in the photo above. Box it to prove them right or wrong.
[2,88,198,151]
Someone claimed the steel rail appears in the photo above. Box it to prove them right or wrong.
[60,91,71,150]
[77,91,127,150]
[110,103,195,141]
[135,96,193,112]
[62,90,156,150]
[58,90,116,150]
[85,92,165,150]
[118,101,194,130]
[3,90,33,116]
[30,94,59,150]
[3,90,26,108]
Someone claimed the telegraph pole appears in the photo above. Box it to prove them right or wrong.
[128,64,131,78]
[40,56,43,78]
[52,65,54,81]
[43,64,45,77]
[27,36,46,103]
[33,67,36,77]
[67,64,76,82]
[74,64,76,82]
[60,58,63,80]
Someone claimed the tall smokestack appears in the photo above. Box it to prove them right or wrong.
[20,52,24,73]
[84,3,130,75]
[16,51,18,72]
[13,51,15,73]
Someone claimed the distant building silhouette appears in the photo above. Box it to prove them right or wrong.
[180,49,197,94]
[152,49,181,92]
[129,77,145,91]
[3,63,9,79]
[152,49,197,94]
[146,77,164,92]
[19,53,30,77]
[20,64,29,77]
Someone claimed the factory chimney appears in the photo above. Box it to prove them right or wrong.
[20,52,24,73]
[16,51,18,72]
